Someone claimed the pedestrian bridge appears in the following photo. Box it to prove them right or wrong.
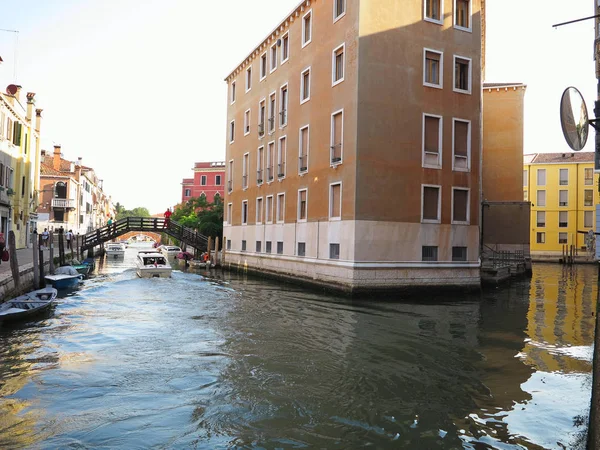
[80,217,209,253]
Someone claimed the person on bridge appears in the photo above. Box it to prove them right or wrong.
[164,208,172,229]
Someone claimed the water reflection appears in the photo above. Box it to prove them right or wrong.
[0,258,594,449]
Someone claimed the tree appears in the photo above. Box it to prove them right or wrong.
[172,195,223,239]
[116,206,151,220]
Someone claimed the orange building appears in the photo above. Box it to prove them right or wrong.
[224,0,483,293]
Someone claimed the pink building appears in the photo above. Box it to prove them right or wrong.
[181,161,225,203]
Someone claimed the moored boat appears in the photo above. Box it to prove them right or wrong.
[135,250,172,278]
[45,266,84,289]
[0,287,58,323]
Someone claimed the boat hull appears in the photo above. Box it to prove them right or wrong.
[0,287,58,323]
[136,267,172,278]
[45,274,83,289]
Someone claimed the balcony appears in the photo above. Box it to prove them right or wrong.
[52,198,76,209]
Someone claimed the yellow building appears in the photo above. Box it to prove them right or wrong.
[0,86,42,248]
[523,152,596,256]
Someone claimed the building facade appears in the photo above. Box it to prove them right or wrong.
[524,152,597,256]
[224,0,483,292]
[181,161,225,203]
[37,145,114,235]
[0,86,42,248]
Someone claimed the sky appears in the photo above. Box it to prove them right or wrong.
[0,0,596,214]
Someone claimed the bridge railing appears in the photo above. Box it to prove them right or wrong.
[80,217,209,252]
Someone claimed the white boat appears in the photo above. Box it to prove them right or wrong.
[0,287,58,323]
[135,251,172,278]
[106,243,126,258]
[159,245,182,259]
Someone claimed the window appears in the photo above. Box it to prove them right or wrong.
[256,197,263,224]
[298,242,306,256]
[228,160,234,193]
[301,67,311,103]
[454,0,471,30]
[281,32,289,63]
[559,232,568,244]
[231,81,236,104]
[256,241,262,252]
[201,175,207,186]
[537,169,546,186]
[453,56,471,94]
[425,0,442,23]
[452,246,467,261]
[278,136,287,178]
[585,189,594,206]
[266,195,273,223]
[244,109,251,135]
[585,210,594,228]
[241,240,247,251]
[332,44,345,85]
[258,99,266,136]
[536,232,545,244]
[226,239,232,250]
[330,183,341,220]
[334,0,346,21]
[267,141,275,181]
[185,188,191,196]
[277,241,284,254]
[559,211,568,228]
[298,189,307,221]
[422,246,438,262]
[229,120,235,143]
[536,211,545,228]
[215,175,221,186]
[266,241,272,253]
[242,153,249,189]
[330,243,340,260]
[453,119,470,171]
[257,146,264,184]
[559,190,568,206]
[279,84,288,127]
[299,125,309,173]
[277,193,285,222]
[270,44,277,73]
[260,53,267,80]
[537,190,546,207]
[422,185,441,222]
[331,110,343,164]
[242,200,248,225]
[523,170,528,187]
[268,92,276,134]
[227,203,232,225]
[559,168,569,185]
[302,10,312,47]
[424,49,443,88]
[423,114,442,168]
[246,66,252,92]
[452,188,469,224]
[585,167,594,185]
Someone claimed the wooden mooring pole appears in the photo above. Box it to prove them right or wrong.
[49,231,55,275]
[33,233,40,289]
[7,231,19,289]
[38,234,45,286]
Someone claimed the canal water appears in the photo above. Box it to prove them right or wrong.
[0,244,595,449]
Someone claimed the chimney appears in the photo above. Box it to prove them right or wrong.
[53,145,62,171]
[77,157,82,166]
[26,92,35,121]
[14,85,22,103]
[35,108,43,133]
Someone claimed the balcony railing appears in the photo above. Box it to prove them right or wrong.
[257,169,263,184]
[242,175,248,189]
[267,166,274,182]
[330,143,342,164]
[299,155,308,172]
[227,180,232,193]
[278,163,285,178]
[52,198,76,209]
